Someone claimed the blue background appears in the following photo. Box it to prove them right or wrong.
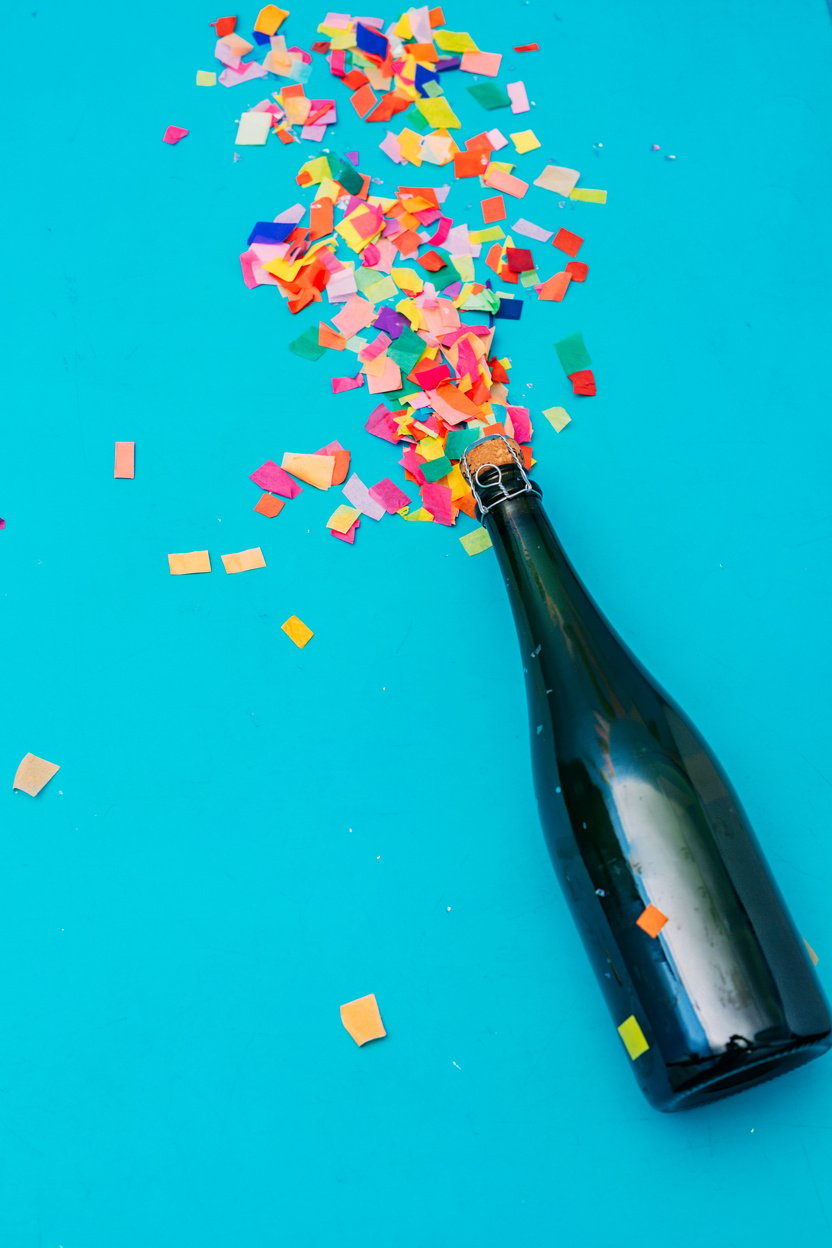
[3,0,832,1243]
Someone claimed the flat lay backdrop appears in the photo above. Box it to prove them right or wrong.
[2,0,832,1244]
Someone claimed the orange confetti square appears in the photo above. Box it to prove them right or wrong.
[481,195,506,224]
[254,493,285,518]
[13,753,60,796]
[636,903,669,938]
[340,993,387,1046]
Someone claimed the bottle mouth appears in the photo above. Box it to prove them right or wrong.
[460,434,538,520]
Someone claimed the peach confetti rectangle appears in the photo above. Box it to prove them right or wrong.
[114,441,135,479]
[168,551,211,575]
[340,993,387,1045]
[13,753,60,796]
[221,548,266,574]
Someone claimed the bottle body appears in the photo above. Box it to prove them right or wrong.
[468,442,831,1110]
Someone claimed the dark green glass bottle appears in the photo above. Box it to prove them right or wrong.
[461,434,831,1111]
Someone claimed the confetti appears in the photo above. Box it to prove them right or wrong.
[163,125,189,144]
[553,228,584,257]
[282,452,335,489]
[168,551,211,575]
[507,81,530,114]
[460,527,493,555]
[340,993,387,1045]
[534,164,580,195]
[221,547,266,573]
[235,111,272,144]
[250,461,302,498]
[570,187,607,204]
[282,615,314,647]
[636,904,669,938]
[12,754,60,797]
[196,69,217,85]
[114,441,135,479]
[510,129,541,155]
[481,195,506,224]
[617,1015,649,1060]
[542,406,571,432]
[555,332,592,377]
[326,503,362,533]
[254,493,285,518]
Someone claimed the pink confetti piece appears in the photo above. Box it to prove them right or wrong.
[331,372,366,393]
[163,125,189,144]
[512,218,553,242]
[507,81,530,114]
[369,479,412,513]
[250,460,302,498]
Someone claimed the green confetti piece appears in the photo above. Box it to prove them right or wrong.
[336,161,364,195]
[445,428,481,459]
[288,326,327,362]
[554,332,592,376]
[388,325,427,373]
[461,288,500,313]
[467,82,511,110]
[420,456,453,483]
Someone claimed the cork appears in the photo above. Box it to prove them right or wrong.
[460,434,524,486]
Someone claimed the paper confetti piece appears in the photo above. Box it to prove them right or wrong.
[340,993,387,1046]
[168,551,211,575]
[12,754,60,797]
[468,82,511,110]
[555,332,592,376]
[510,130,541,155]
[570,187,607,204]
[636,904,669,938]
[514,42,539,52]
[542,406,571,432]
[254,493,285,518]
[221,547,266,573]
[618,1015,649,1060]
[481,195,506,224]
[537,272,571,302]
[566,260,589,282]
[250,461,302,498]
[326,504,361,534]
[570,369,597,396]
[511,218,552,243]
[235,111,272,145]
[553,228,584,257]
[460,528,492,556]
[211,16,236,36]
[804,938,820,966]
[507,81,530,114]
[343,473,386,520]
[460,49,502,76]
[196,70,217,86]
[163,126,189,144]
[534,164,580,195]
[254,4,289,33]
[282,615,314,648]
[282,452,335,489]
[114,441,135,479]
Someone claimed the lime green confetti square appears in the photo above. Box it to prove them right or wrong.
[460,528,493,556]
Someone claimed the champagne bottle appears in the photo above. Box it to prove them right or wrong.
[461,435,831,1110]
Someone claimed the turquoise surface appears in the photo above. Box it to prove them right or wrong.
[3,0,832,1242]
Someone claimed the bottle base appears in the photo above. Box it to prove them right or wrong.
[660,1038,831,1112]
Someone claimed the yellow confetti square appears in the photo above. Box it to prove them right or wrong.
[460,528,493,556]
[570,187,608,204]
[542,405,571,433]
[617,1014,649,1060]
[195,69,217,86]
[282,615,314,648]
[510,129,541,155]
[326,504,361,534]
